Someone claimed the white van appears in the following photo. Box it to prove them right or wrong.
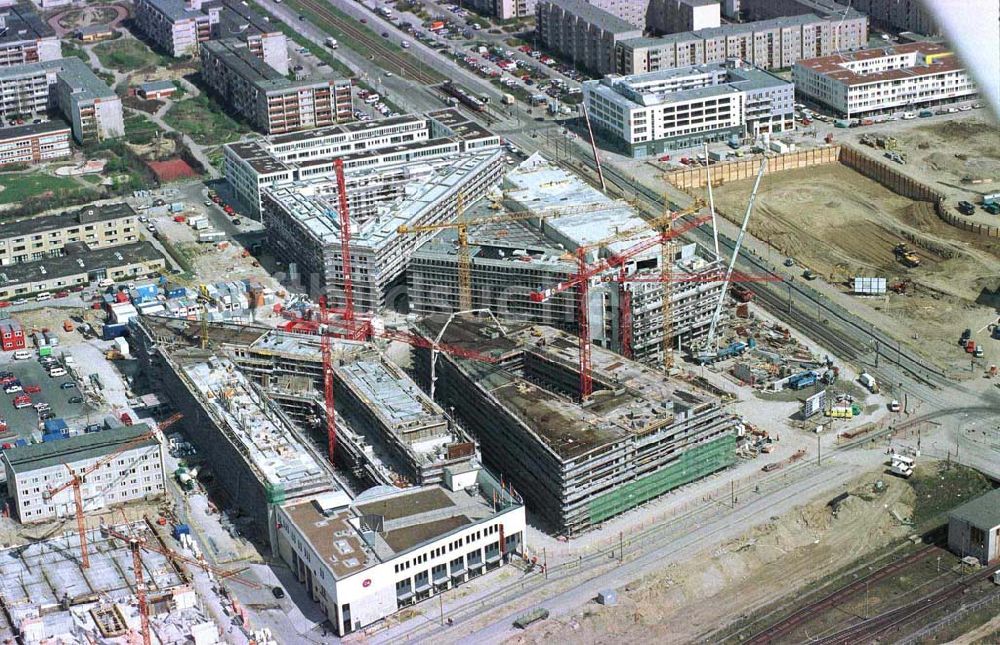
[13,350,31,360]
[48,367,67,378]
[35,292,51,302]
[98,278,114,288]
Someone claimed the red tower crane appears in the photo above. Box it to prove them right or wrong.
[318,296,337,464]
[530,214,712,400]
[108,515,260,645]
[44,412,182,569]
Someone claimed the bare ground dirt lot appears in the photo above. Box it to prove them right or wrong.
[712,163,1000,369]
[508,463,996,645]
[846,118,1000,205]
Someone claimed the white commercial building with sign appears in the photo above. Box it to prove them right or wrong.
[274,466,525,636]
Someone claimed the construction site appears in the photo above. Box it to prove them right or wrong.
[410,315,739,535]
[708,146,1000,369]
[409,154,729,367]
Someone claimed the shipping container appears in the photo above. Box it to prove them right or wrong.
[102,323,129,340]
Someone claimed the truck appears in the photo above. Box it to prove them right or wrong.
[890,454,914,477]
[983,192,1000,206]
[325,37,338,49]
[169,202,185,213]
[501,93,515,105]
[859,372,879,393]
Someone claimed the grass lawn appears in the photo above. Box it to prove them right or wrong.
[909,462,995,530]
[0,173,95,205]
[124,112,162,146]
[93,38,161,72]
[79,174,105,185]
[163,94,249,146]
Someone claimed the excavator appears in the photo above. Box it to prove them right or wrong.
[893,243,921,268]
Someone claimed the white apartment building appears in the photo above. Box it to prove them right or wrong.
[3,425,165,524]
[274,467,525,636]
[793,42,977,117]
[224,109,500,218]
[0,120,71,167]
[584,59,794,157]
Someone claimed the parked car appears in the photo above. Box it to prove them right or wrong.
[60,382,75,389]
[69,396,83,404]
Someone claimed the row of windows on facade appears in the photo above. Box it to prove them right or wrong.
[393,523,504,574]
[19,485,159,517]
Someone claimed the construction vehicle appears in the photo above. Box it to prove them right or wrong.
[893,243,920,268]
[104,350,124,360]
[859,372,879,393]
[876,136,898,150]
[62,320,74,332]
[787,371,817,390]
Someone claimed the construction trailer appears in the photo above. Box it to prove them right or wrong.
[412,316,738,535]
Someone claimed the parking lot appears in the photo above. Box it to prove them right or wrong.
[0,353,89,445]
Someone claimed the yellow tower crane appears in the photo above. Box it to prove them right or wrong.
[397,201,622,313]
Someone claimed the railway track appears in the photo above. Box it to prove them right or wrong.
[584,156,950,388]
[744,544,939,644]
[291,0,445,85]
[813,562,1000,644]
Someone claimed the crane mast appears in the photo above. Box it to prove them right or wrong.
[700,158,767,359]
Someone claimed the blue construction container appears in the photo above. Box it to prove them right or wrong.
[14,439,26,447]
[788,372,818,390]
[42,433,68,443]
[43,418,68,435]
[102,323,129,340]
[172,524,191,540]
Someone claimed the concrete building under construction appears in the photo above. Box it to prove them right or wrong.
[412,316,738,535]
[262,143,504,312]
[133,317,480,491]
[408,154,725,365]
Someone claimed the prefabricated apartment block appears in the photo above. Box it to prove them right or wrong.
[0,120,71,167]
[409,153,726,362]
[535,0,642,75]
[134,0,287,63]
[224,109,501,218]
[2,425,165,523]
[792,42,976,117]
[201,38,351,135]
[260,118,504,311]
[413,316,738,535]
[0,57,124,143]
[615,10,868,75]
[0,2,61,68]
[584,59,794,156]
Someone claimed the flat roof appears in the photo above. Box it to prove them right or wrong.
[204,38,338,93]
[0,2,56,45]
[591,60,791,107]
[4,425,155,474]
[266,114,425,147]
[282,475,509,578]
[795,42,965,86]
[502,153,655,256]
[139,80,177,92]
[180,355,333,495]
[417,317,720,460]
[540,0,641,34]
[338,358,447,432]
[0,119,71,140]
[42,58,118,103]
[0,201,136,241]
[265,148,502,251]
[0,241,164,289]
[619,10,864,50]
[949,488,1000,529]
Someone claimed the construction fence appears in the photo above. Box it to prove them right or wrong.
[667,143,1000,239]
[666,146,841,189]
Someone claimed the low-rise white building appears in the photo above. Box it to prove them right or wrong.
[792,42,977,117]
[3,425,165,524]
[274,467,525,636]
[584,59,794,157]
